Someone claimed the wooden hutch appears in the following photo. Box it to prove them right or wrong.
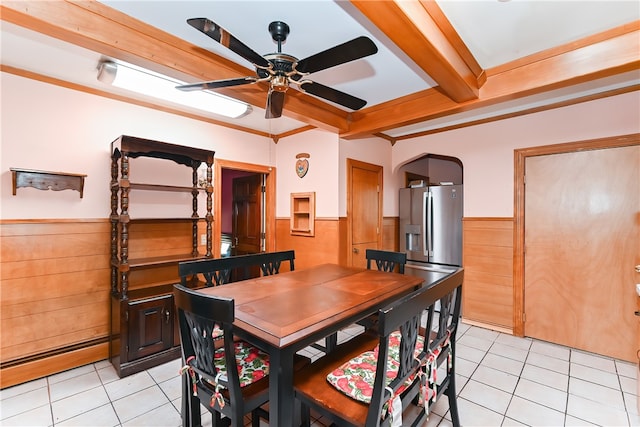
[110,135,214,377]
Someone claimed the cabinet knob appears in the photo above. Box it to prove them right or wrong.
[165,310,171,324]
[353,248,359,254]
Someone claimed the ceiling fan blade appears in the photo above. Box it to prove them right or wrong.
[187,18,271,69]
[176,77,257,91]
[265,90,285,119]
[299,81,367,110]
[295,36,377,74]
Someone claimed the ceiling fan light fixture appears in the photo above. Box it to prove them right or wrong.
[271,75,289,92]
[97,60,252,119]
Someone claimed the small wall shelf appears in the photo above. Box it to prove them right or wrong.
[290,192,315,237]
[10,168,87,198]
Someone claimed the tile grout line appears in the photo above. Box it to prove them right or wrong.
[46,375,54,427]
[96,361,124,427]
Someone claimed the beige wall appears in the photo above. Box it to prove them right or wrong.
[0,72,274,220]
[2,71,639,222]
[391,91,640,217]
[274,129,340,218]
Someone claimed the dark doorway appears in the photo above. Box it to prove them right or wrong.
[214,159,275,259]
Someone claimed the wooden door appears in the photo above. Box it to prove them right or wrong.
[347,159,382,268]
[232,174,263,256]
[524,145,639,362]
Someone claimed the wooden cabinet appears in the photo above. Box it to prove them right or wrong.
[127,295,174,361]
[110,135,214,377]
[290,192,315,237]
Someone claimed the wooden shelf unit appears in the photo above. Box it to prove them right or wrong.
[290,192,315,237]
[109,135,214,377]
[10,167,87,197]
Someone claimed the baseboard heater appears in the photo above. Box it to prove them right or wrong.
[1,337,109,369]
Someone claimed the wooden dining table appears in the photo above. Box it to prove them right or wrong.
[184,263,426,426]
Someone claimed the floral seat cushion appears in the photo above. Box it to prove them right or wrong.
[212,340,270,387]
[326,331,425,404]
[181,340,269,410]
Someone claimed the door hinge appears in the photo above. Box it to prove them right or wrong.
[126,345,129,355]
[261,185,266,193]
[125,311,129,322]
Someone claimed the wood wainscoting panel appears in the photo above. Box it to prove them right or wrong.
[276,218,341,269]
[1,220,111,388]
[462,218,514,330]
[276,217,396,270]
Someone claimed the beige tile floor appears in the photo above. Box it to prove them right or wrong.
[1,323,638,426]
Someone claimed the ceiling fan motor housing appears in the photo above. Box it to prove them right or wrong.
[259,53,298,91]
[268,21,290,43]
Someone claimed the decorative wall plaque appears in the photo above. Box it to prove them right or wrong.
[295,152,310,178]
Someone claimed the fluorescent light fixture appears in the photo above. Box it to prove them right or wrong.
[97,61,251,118]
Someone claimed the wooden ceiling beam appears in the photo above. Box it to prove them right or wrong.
[343,24,640,138]
[351,0,483,103]
[1,0,351,133]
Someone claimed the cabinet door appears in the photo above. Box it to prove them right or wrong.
[127,295,173,361]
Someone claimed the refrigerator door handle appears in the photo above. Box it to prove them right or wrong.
[428,190,434,257]
[424,190,433,257]
[422,191,428,257]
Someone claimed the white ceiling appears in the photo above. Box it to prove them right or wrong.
[2,1,639,139]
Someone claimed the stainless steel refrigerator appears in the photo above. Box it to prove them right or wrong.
[399,184,463,282]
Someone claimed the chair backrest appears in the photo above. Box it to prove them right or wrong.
[364,268,462,426]
[252,250,295,276]
[173,284,244,412]
[178,250,295,287]
[366,249,406,274]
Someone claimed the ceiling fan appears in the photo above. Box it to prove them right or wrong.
[176,18,378,119]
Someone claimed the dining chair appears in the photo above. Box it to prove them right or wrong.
[294,270,463,427]
[178,250,295,288]
[226,249,296,282]
[174,283,310,427]
[366,248,407,274]
[174,284,269,427]
[254,249,295,276]
[358,249,408,331]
